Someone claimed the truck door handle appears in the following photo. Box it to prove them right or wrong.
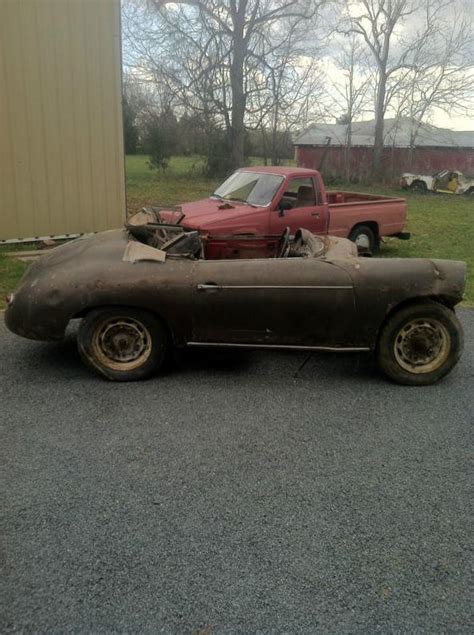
[311,211,320,217]
[197,283,221,292]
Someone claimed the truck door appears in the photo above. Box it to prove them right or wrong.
[269,176,327,236]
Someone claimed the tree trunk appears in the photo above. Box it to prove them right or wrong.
[269,90,280,166]
[408,140,415,170]
[261,127,268,165]
[229,12,246,169]
[373,74,387,181]
[345,120,352,182]
[408,119,420,170]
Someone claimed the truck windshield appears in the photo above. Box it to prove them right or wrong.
[213,171,284,206]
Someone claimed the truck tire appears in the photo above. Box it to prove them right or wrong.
[349,224,379,254]
[78,307,169,381]
[376,301,463,386]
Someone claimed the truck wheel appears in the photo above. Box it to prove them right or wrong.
[349,225,379,254]
[376,301,463,386]
[77,307,169,381]
[409,180,427,193]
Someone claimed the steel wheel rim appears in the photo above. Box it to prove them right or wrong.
[393,318,450,374]
[355,233,370,249]
[92,317,152,371]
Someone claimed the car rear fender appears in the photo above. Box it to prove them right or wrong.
[72,304,177,345]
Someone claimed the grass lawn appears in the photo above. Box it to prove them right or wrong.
[1,154,472,309]
[125,154,271,213]
[125,155,219,214]
[0,256,28,310]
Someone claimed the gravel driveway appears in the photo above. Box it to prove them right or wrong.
[1,310,473,633]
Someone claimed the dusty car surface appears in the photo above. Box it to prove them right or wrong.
[400,169,474,195]
[5,218,466,385]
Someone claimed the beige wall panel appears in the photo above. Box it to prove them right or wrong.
[0,0,125,240]
[0,7,19,237]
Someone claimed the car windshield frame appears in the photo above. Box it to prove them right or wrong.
[212,171,285,207]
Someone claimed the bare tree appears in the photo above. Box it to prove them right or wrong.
[144,0,327,169]
[123,1,234,170]
[392,7,474,166]
[328,33,372,179]
[345,0,448,178]
[122,0,473,178]
[245,13,326,165]
[122,2,222,119]
[349,0,418,175]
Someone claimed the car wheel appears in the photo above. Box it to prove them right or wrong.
[409,180,427,193]
[77,307,169,381]
[349,225,379,254]
[376,301,463,385]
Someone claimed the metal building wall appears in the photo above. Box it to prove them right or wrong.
[0,0,125,241]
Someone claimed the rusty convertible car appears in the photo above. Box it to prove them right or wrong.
[4,216,466,385]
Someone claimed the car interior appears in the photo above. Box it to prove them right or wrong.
[126,219,326,261]
[280,184,317,208]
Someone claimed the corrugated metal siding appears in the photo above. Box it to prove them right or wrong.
[0,0,125,241]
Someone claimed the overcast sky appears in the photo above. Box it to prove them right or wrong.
[122,0,474,132]
[432,111,472,131]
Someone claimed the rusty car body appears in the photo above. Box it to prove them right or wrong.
[5,219,466,385]
[400,169,474,195]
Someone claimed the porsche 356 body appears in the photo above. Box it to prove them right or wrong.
[5,217,466,385]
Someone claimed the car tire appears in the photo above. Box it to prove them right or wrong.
[349,225,379,254]
[77,307,169,381]
[409,180,427,193]
[376,301,463,386]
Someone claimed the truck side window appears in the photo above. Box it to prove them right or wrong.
[283,177,317,208]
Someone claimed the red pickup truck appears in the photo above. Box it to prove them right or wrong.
[160,166,409,258]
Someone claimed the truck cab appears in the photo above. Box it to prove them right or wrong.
[158,166,408,257]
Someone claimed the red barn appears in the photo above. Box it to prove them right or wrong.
[294,118,474,182]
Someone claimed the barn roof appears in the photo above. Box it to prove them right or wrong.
[294,118,474,149]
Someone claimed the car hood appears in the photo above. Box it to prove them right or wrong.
[160,198,265,230]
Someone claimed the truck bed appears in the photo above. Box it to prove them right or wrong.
[326,191,407,238]
[326,191,404,205]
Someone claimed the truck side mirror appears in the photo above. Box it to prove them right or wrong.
[278,200,292,217]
